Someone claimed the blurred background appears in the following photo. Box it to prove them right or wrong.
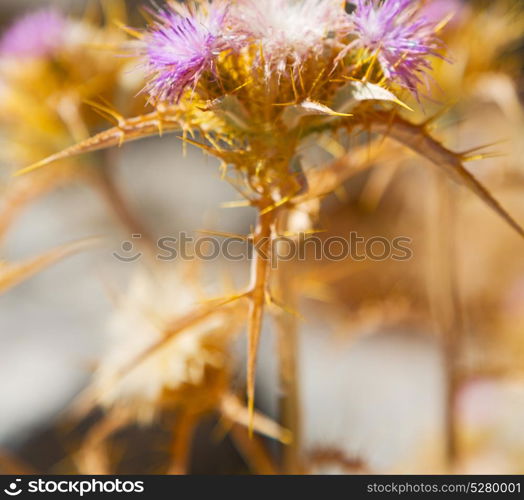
[1,0,524,474]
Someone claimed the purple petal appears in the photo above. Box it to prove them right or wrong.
[350,0,443,93]
[144,2,231,103]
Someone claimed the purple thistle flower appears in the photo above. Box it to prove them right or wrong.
[144,1,232,103]
[349,0,442,92]
[0,8,65,59]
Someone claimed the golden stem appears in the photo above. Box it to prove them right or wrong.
[75,411,127,475]
[230,424,279,475]
[427,170,462,469]
[0,449,37,475]
[274,211,302,474]
[168,411,197,475]
[247,208,276,431]
[220,394,292,444]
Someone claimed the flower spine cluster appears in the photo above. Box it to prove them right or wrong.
[143,0,442,104]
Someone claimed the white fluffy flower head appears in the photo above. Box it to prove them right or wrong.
[231,0,350,74]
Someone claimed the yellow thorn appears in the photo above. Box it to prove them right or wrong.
[334,185,349,202]
[258,41,266,71]
[138,5,155,24]
[272,101,298,107]
[377,110,399,148]
[266,292,305,321]
[378,75,388,86]
[248,398,255,438]
[317,134,346,158]
[460,139,509,156]
[341,75,361,82]
[434,13,455,33]
[206,134,223,152]
[198,291,250,306]
[176,135,216,155]
[231,79,252,93]
[392,51,409,72]
[297,66,306,94]
[420,103,456,129]
[0,237,101,294]
[14,160,51,177]
[259,196,292,215]
[219,162,228,180]
[221,200,252,209]
[279,229,326,238]
[364,49,380,82]
[290,67,299,103]
[83,99,124,126]
[197,230,251,240]
[390,96,414,113]
[87,105,119,126]
[462,152,506,162]
[309,68,326,94]
[118,129,126,147]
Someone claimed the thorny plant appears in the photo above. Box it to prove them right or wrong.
[3,0,524,474]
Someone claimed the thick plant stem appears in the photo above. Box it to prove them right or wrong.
[220,394,292,444]
[427,171,462,469]
[0,449,36,475]
[168,412,197,475]
[230,424,279,474]
[274,212,302,474]
[441,184,462,469]
[247,208,276,431]
[276,287,301,473]
[76,410,127,474]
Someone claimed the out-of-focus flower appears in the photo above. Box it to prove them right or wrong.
[144,1,232,103]
[0,8,136,164]
[0,8,65,59]
[349,0,441,92]
[93,266,246,423]
[0,7,146,243]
